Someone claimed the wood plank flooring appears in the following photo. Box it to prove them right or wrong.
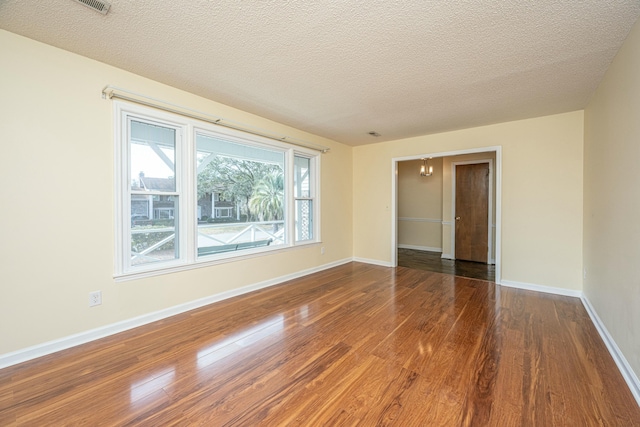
[398,248,496,282]
[1,262,638,426]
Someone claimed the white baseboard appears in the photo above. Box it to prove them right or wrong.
[0,258,352,370]
[5,260,638,410]
[581,296,640,406]
[397,244,442,253]
[500,280,640,405]
[352,257,393,267]
[441,253,454,260]
[499,279,583,298]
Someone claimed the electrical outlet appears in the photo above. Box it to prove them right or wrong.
[89,291,102,307]
[321,246,325,255]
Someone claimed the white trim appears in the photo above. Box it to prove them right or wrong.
[451,159,494,268]
[115,241,322,282]
[441,253,454,260]
[391,146,502,283]
[495,148,502,284]
[0,257,352,369]
[397,217,442,223]
[113,101,322,278]
[119,108,188,273]
[398,244,442,252]
[286,149,295,244]
[391,160,398,267]
[441,221,452,226]
[500,281,640,405]
[394,146,501,162]
[581,296,640,406]
[314,154,322,243]
[113,102,125,275]
[352,257,393,268]
[499,279,582,297]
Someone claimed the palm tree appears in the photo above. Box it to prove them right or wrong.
[249,171,284,227]
[198,157,282,222]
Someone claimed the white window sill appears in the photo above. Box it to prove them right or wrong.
[114,241,322,282]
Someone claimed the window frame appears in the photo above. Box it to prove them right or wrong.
[114,101,321,280]
[293,153,317,242]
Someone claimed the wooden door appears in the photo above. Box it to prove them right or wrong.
[455,163,489,263]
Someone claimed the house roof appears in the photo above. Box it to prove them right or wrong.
[2,1,639,146]
[134,176,175,192]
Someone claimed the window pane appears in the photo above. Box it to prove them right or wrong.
[295,200,313,241]
[196,133,285,257]
[131,195,179,266]
[130,120,176,192]
[294,155,313,242]
[294,156,311,198]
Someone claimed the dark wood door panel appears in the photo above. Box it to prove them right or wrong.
[455,163,489,263]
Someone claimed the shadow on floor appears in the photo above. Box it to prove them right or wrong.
[397,248,495,282]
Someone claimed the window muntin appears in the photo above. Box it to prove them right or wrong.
[116,103,319,276]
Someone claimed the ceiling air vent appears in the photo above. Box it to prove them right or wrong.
[72,0,111,15]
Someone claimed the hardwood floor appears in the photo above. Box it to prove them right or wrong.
[398,248,496,282]
[1,262,638,426]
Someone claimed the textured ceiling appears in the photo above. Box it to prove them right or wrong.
[1,1,639,146]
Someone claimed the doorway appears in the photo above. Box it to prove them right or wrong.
[397,248,495,281]
[391,147,501,284]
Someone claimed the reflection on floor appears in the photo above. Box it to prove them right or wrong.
[3,263,640,425]
[398,248,495,282]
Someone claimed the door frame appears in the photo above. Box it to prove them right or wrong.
[391,146,502,284]
[451,159,494,264]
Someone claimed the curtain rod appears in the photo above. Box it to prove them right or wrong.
[101,85,330,153]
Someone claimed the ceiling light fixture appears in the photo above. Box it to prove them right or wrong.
[420,158,433,177]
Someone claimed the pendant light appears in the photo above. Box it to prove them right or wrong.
[420,158,433,177]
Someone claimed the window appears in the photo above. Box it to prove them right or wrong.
[294,155,314,242]
[196,131,286,257]
[115,103,320,277]
[128,119,181,268]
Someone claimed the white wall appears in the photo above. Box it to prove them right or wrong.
[584,17,640,383]
[0,30,353,356]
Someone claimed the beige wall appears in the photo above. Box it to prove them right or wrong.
[0,30,353,355]
[584,18,640,380]
[397,158,443,251]
[354,111,584,290]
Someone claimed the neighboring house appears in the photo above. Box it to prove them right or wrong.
[132,173,239,221]
[197,192,238,221]
[131,172,176,222]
